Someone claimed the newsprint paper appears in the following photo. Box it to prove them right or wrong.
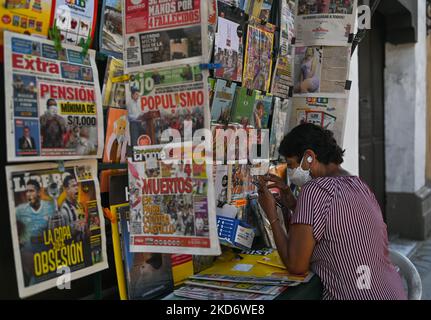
[4,31,104,162]
[6,160,108,298]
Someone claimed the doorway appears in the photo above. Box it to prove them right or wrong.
[358,11,387,219]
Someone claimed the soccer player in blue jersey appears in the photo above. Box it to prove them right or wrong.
[16,179,55,285]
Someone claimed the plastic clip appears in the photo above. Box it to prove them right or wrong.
[246,88,254,96]
[79,29,92,58]
[348,33,355,44]
[345,80,352,90]
[103,208,116,223]
[48,19,63,53]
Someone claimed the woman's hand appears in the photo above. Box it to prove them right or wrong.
[263,173,288,190]
[261,173,297,210]
[257,176,278,220]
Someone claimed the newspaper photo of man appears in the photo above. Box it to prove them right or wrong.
[18,126,36,151]
[60,174,92,265]
[39,98,67,148]
[106,115,128,163]
[15,180,55,286]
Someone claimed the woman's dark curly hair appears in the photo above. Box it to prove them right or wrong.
[278,123,345,165]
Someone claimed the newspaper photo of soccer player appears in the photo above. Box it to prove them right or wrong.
[6,160,108,298]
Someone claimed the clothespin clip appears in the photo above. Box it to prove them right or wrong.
[199,63,222,70]
[48,19,63,53]
[226,80,232,88]
[260,19,268,26]
[246,88,254,96]
[57,160,65,173]
[345,80,352,91]
[291,37,296,45]
[103,208,117,223]
[79,28,92,58]
[135,73,142,82]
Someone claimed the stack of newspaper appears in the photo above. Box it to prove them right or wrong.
[163,249,314,300]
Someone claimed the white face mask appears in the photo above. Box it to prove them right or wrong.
[287,155,312,187]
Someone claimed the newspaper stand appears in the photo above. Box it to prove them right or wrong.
[0,0,380,300]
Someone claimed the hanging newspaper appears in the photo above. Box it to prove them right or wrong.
[242,16,275,92]
[125,62,220,255]
[207,0,217,62]
[127,154,221,255]
[100,0,124,58]
[102,57,127,109]
[213,16,244,83]
[293,46,351,96]
[271,0,295,99]
[4,31,104,162]
[52,0,98,47]
[295,0,357,46]
[123,0,209,73]
[289,96,348,146]
[127,63,208,151]
[6,159,108,298]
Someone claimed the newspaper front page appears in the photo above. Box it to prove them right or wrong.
[6,159,108,298]
[4,31,104,162]
[295,0,357,46]
[123,0,209,73]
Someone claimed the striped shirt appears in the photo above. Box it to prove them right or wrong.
[60,200,82,225]
[291,176,407,300]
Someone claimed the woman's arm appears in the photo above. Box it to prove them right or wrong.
[258,176,315,274]
[284,224,315,274]
[262,173,297,210]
